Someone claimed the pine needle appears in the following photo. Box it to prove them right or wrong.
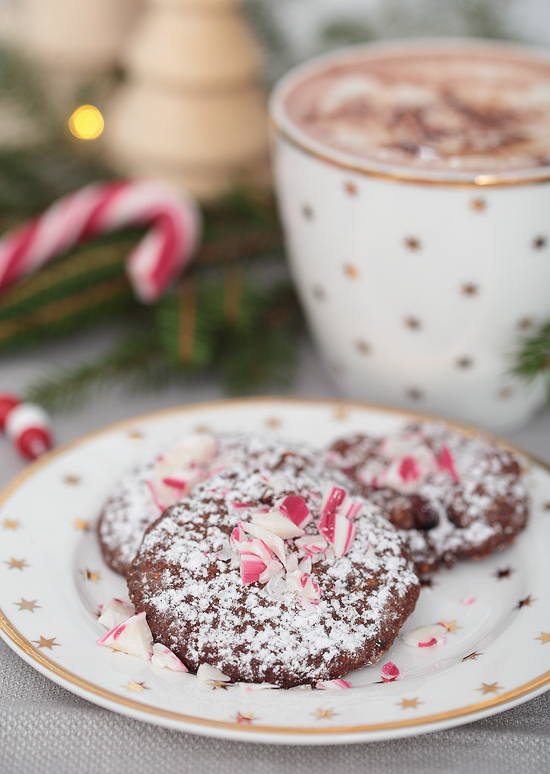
[511,321,550,383]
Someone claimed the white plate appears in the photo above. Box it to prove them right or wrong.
[1,397,549,745]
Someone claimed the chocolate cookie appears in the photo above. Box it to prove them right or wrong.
[328,424,529,575]
[127,466,420,688]
[98,431,358,576]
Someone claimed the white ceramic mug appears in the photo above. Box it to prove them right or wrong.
[269,39,550,432]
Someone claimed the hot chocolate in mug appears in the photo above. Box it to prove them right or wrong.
[269,39,550,431]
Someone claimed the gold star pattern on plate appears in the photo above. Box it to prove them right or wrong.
[397,697,422,709]
[2,519,20,530]
[236,712,254,724]
[265,417,282,430]
[14,598,40,612]
[354,339,371,355]
[74,519,90,532]
[312,285,326,302]
[315,708,335,720]
[517,595,536,609]
[211,681,230,691]
[439,620,462,634]
[495,567,514,580]
[123,680,149,693]
[532,235,547,250]
[334,405,350,421]
[470,197,487,212]
[406,387,424,401]
[462,651,484,662]
[63,474,81,485]
[82,569,102,583]
[535,632,550,644]
[404,236,421,251]
[456,356,474,369]
[344,181,358,196]
[404,316,422,330]
[127,430,144,442]
[461,283,479,296]
[419,577,434,588]
[32,636,60,649]
[302,204,314,220]
[477,682,503,695]
[343,263,360,280]
[5,557,28,570]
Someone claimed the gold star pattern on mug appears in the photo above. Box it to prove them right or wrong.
[14,598,40,612]
[315,708,335,720]
[74,519,90,532]
[406,387,424,401]
[535,632,550,644]
[461,283,479,296]
[462,651,484,662]
[312,285,326,302]
[354,339,371,355]
[82,569,102,583]
[32,636,60,650]
[543,502,550,512]
[517,595,536,609]
[532,235,547,250]
[343,263,360,280]
[123,680,149,693]
[302,204,314,220]
[404,316,422,330]
[477,682,503,695]
[2,519,20,530]
[439,619,462,634]
[497,386,514,400]
[5,557,28,570]
[517,317,535,331]
[344,181,358,196]
[397,697,422,709]
[470,197,487,212]
[404,236,421,251]
[456,356,474,369]
[63,474,81,485]
[236,712,254,724]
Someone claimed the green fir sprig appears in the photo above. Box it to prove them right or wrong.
[511,321,550,399]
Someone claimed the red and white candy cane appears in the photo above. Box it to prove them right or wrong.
[0,393,52,460]
[0,180,201,303]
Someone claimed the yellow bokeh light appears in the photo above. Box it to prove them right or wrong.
[68,105,104,141]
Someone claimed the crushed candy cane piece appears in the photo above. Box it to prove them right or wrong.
[437,445,460,482]
[96,611,153,659]
[294,533,328,555]
[259,558,284,584]
[251,510,305,539]
[97,598,135,630]
[461,596,476,606]
[316,679,352,690]
[151,643,188,671]
[381,661,400,682]
[238,682,278,691]
[242,521,286,565]
[402,624,447,648]
[196,663,231,683]
[276,495,312,528]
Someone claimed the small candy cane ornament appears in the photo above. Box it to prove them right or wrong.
[0,180,200,303]
[0,392,53,460]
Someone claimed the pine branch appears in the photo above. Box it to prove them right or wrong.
[511,321,550,383]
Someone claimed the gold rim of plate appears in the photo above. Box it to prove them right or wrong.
[0,395,548,737]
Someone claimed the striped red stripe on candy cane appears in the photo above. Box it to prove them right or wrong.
[0,180,201,303]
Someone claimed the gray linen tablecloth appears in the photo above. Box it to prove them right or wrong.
[1,330,549,773]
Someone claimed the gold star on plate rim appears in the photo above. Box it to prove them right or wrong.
[211,681,230,690]
[334,405,350,421]
[397,697,422,709]
[439,620,462,634]
[2,519,20,530]
[63,474,81,485]
[236,712,254,724]
[14,598,40,612]
[315,708,335,720]
[74,519,90,531]
[517,595,536,609]
[404,236,421,251]
[343,263,360,280]
[535,632,550,644]
[5,557,28,570]
[32,636,60,649]
[462,651,484,662]
[123,680,149,693]
[127,430,144,442]
[82,569,102,583]
[470,197,487,212]
[477,682,503,695]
